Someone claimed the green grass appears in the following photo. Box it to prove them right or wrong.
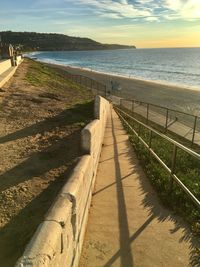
[117,108,200,237]
[25,59,93,106]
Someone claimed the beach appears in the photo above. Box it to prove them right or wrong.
[45,62,200,116]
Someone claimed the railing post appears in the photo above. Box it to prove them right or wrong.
[191,116,197,147]
[170,144,177,192]
[137,124,141,143]
[120,98,122,108]
[149,130,152,149]
[146,103,149,125]
[165,108,169,133]
[148,130,153,157]
[132,100,134,116]
[104,85,107,98]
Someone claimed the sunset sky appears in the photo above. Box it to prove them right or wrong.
[0,0,200,48]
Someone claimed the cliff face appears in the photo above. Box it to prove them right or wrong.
[0,31,136,51]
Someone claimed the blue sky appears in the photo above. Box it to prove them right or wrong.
[0,0,200,48]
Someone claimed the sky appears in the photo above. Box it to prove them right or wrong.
[0,0,200,48]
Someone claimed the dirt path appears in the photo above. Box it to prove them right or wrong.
[0,59,93,267]
[80,108,198,267]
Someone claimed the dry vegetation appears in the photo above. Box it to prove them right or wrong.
[0,59,94,267]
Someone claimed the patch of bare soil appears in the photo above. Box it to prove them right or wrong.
[0,59,93,267]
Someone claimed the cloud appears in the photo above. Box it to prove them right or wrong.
[145,16,159,22]
[164,0,200,20]
[74,0,200,21]
[75,0,151,19]
[97,12,123,19]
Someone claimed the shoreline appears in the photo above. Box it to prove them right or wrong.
[36,58,200,92]
[37,60,200,115]
[66,65,200,92]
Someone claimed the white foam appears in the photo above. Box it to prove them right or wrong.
[33,56,200,92]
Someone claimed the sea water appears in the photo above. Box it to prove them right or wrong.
[27,48,200,90]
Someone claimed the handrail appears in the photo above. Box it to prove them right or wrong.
[64,68,199,146]
[121,97,200,119]
[115,106,200,209]
[115,106,200,160]
[119,97,200,147]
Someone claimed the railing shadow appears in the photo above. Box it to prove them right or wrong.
[101,111,199,267]
[105,111,134,267]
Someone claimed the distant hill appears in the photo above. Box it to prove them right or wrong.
[0,31,136,51]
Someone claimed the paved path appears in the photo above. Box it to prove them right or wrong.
[79,108,197,267]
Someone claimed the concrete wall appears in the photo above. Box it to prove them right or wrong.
[0,56,22,76]
[0,59,12,75]
[0,56,23,88]
[16,55,22,66]
[16,95,111,267]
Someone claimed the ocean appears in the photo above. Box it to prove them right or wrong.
[27,48,200,90]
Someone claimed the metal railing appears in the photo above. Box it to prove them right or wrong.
[115,106,200,210]
[119,98,200,147]
[64,70,200,209]
[63,71,106,96]
[64,69,200,150]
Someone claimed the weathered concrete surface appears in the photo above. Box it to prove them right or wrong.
[16,96,111,267]
[16,55,22,65]
[79,108,197,267]
[0,58,23,87]
[0,59,12,75]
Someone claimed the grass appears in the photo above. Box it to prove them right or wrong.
[25,58,93,107]
[116,108,200,237]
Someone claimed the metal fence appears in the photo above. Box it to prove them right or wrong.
[120,98,200,147]
[115,106,200,210]
[64,71,200,209]
[64,71,106,97]
[64,70,200,149]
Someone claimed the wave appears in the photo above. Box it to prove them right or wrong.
[25,49,200,91]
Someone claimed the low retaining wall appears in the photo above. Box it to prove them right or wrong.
[0,56,23,88]
[16,95,111,267]
[16,55,22,65]
[0,59,12,75]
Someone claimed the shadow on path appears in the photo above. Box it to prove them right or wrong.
[106,112,134,267]
[101,111,199,267]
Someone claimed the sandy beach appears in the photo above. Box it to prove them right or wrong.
[45,62,200,116]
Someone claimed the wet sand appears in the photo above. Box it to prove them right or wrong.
[45,62,200,116]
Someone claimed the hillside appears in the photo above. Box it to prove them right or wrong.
[0,31,136,51]
[0,59,94,267]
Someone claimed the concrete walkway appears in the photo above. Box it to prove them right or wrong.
[79,108,197,267]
